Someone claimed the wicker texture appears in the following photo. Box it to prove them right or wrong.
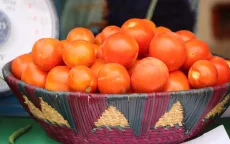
[24,96,70,127]
[2,61,230,144]
[94,106,129,127]
[155,101,183,128]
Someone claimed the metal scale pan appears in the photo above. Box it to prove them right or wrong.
[0,0,59,97]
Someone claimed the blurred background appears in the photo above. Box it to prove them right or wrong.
[0,0,230,116]
[57,0,230,57]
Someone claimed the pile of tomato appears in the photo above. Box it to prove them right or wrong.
[11,18,230,94]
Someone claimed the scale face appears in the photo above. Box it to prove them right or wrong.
[0,0,59,95]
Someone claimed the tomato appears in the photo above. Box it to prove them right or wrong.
[91,44,100,57]
[101,25,120,43]
[226,60,230,82]
[62,40,95,68]
[163,70,190,92]
[21,63,47,88]
[96,45,104,59]
[207,52,213,59]
[102,32,139,68]
[131,57,169,93]
[121,18,154,56]
[11,54,33,79]
[68,66,97,93]
[142,19,156,31]
[127,87,133,93]
[95,33,103,45]
[149,32,186,71]
[182,39,211,70]
[98,63,130,94]
[209,56,230,85]
[32,38,64,72]
[154,26,171,36]
[188,60,217,88]
[45,66,70,92]
[127,60,141,76]
[60,40,70,48]
[90,59,106,77]
[67,27,94,43]
[121,18,144,29]
[176,30,196,42]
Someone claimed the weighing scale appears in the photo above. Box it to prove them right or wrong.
[0,0,59,116]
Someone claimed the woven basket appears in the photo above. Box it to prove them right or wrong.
[2,61,230,144]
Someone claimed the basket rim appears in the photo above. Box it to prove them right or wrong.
[2,61,230,97]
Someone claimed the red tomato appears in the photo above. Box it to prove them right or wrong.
[101,25,120,43]
[21,63,47,88]
[32,38,64,72]
[11,54,33,79]
[121,18,154,56]
[45,66,71,92]
[98,63,130,94]
[209,56,230,85]
[67,27,94,43]
[102,32,139,68]
[164,70,190,92]
[149,32,186,71]
[68,66,97,93]
[176,30,196,42]
[131,57,169,92]
[188,60,217,88]
[62,40,95,68]
[182,39,211,70]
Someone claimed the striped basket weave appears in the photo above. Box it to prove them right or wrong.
[2,61,230,144]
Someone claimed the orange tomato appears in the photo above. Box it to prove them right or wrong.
[176,30,196,42]
[209,56,230,85]
[68,66,97,93]
[207,52,213,59]
[121,18,143,29]
[102,32,139,68]
[32,38,63,72]
[127,87,133,93]
[95,33,103,45]
[149,32,186,71]
[101,25,120,43]
[62,40,95,68]
[92,43,100,56]
[131,57,169,93]
[127,60,141,76]
[182,39,211,70]
[224,60,230,82]
[163,70,190,92]
[60,40,70,48]
[90,59,106,77]
[67,27,94,43]
[96,45,104,59]
[121,18,154,56]
[188,60,217,88]
[21,63,47,88]
[98,63,130,94]
[154,26,171,36]
[45,66,70,92]
[142,19,156,31]
[11,54,33,79]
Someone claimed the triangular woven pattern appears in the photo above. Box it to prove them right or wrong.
[23,96,70,127]
[94,106,129,127]
[155,101,183,128]
[205,94,230,119]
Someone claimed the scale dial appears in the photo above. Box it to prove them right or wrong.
[0,0,59,94]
